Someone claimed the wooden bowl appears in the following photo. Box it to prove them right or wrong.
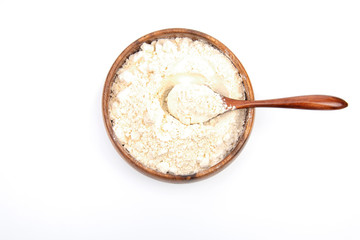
[102,28,255,182]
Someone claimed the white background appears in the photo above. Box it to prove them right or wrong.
[0,0,359,239]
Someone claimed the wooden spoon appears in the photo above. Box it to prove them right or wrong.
[223,95,348,110]
[166,82,348,125]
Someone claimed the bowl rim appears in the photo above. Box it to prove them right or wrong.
[102,28,255,182]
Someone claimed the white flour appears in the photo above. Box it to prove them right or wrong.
[166,83,227,125]
[109,37,246,175]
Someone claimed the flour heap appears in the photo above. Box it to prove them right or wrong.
[166,83,227,125]
[109,37,246,175]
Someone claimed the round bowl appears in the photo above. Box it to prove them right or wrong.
[102,28,255,182]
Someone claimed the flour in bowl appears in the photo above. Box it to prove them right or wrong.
[109,37,246,175]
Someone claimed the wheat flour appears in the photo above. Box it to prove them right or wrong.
[109,37,246,175]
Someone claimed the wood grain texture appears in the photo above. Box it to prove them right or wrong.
[102,28,255,182]
[223,95,348,110]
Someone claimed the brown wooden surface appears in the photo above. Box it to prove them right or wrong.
[223,95,348,110]
[102,28,255,182]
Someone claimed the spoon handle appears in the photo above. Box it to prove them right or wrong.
[223,95,348,110]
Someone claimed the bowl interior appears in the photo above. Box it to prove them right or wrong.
[102,28,255,182]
